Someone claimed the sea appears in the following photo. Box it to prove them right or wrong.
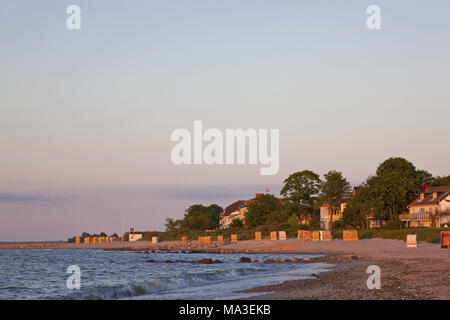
[0,249,334,300]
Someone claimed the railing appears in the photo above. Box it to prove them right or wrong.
[399,212,433,221]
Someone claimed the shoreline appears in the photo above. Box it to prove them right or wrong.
[241,256,450,300]
[1,238,448,299]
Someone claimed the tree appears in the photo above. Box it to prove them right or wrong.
[342,184,377,228]
[287,214,300,228]
[281,170,322,221]
[270,205,291,224]
[207,204,223,229]
[319,170,351,226]
[415,169,434,186]
[368,157,417,220]
[181,204,223,230]
[182,210,210,230]
[431,174,450,186]
[376,157,416,177]
[308,214,321,230]
[164,218,182,232]
[245,194,284,227]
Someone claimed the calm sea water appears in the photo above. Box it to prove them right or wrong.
[0,249,333,300]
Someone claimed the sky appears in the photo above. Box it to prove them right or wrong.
[1,1,449,241]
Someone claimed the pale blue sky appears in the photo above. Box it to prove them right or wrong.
[1,1,449,241]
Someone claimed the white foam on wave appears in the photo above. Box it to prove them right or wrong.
[74,262,334,300]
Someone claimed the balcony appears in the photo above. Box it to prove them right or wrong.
[399,212,433,222]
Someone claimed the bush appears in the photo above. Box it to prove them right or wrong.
[287,215,299,228]
[331,220,346,230]
[331,230,343,240]
[384,219,403,230]
[308,215,321,230]
[357,228,442,243]
[229,219,244,229]
[329,228,444,243]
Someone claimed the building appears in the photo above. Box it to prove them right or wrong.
[320,201,348,230]
[219,200,249,229]
[319,187,386,230]
[219,193,268,229]
[401,186,450,228]
[129,233,143,241]
[319,187,360,230]
[128,228,143,242]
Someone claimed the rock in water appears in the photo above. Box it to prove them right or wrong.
[198,259,213,264]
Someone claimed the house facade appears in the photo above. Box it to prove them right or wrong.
[401,186,450,228]
[319,187,386,230]
[219,193,270,229]
[219,200,248,229]
[129,233,143,241]
[320,201,347,230]
[320,187,361,230]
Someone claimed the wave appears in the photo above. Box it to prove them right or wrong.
[67,266,282,300]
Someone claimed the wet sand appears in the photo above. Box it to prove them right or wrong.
[1,238,448,299]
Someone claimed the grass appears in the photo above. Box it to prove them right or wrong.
[332,228,450,244]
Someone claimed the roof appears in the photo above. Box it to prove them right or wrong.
[222,200,247,217]
[221,193,280,217]
[408,186,450,207]
[349,186,361,200]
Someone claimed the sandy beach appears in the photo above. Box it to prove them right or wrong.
[1,238,448,299]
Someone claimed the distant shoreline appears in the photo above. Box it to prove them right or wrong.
[0,241,65,245]
[0,242,70,250]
